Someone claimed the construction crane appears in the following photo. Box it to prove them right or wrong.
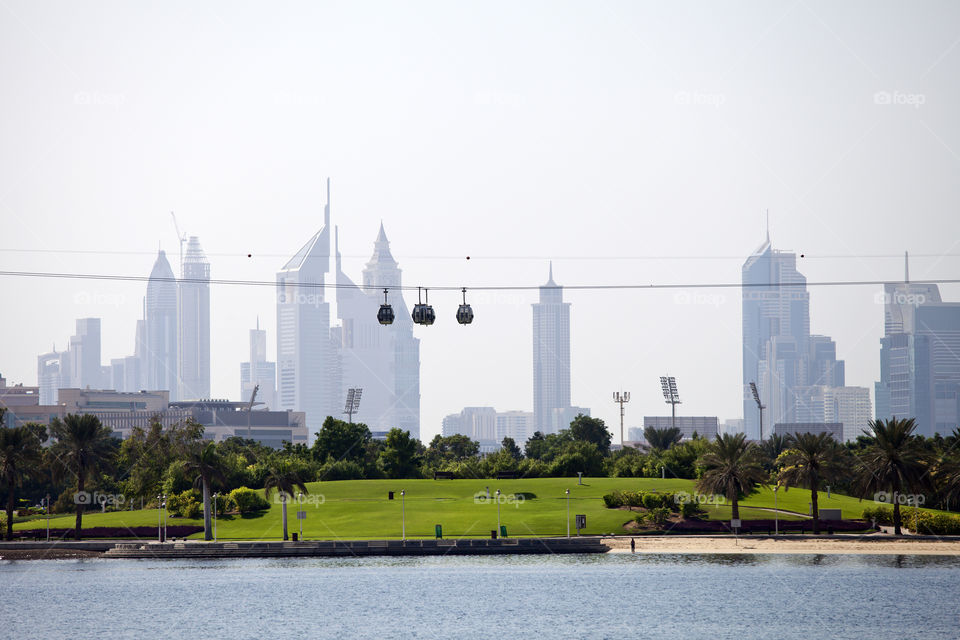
[170,211,187,275]
[246,384,259,439]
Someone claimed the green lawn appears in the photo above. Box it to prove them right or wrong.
[11,477,924,540]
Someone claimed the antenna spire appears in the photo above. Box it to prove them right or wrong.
[765,209,770,243]
[905,250,910,283]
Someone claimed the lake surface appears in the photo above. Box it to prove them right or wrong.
[2,553,958,639]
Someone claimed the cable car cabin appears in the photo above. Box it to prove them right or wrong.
[412,303,435,325]
[377,304,394,325]
[456,303,474,324]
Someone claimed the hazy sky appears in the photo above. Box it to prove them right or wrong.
[2,1,959,442]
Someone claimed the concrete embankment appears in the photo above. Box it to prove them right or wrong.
[103,537,610,559]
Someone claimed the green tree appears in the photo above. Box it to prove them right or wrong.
[760,434,790,471]
[569,414,612,455]
[501,437,523,462]
[0,418,44,540]
[776,432,849,534]
[378,428,421,479]
[643,426,683,453]
[695,433,767,521]
[49,414,117,540]
[549,441,606,477]
[184,441,227,540]
[262,458,309,541]
[311,417,372,464]
[853,418,931,535]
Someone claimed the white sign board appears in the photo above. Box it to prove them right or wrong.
[296,511,307,520]
[730,519,741,529]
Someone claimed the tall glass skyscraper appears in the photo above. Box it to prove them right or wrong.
[179,236,210,400]
[145,250,178,399]
[876,257,960,437]
[532,263,571,434]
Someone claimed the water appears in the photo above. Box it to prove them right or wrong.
[2,554,958,639]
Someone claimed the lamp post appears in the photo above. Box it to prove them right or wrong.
[613,391,630,446]
[774,485,779,536]
[565,489,571,538]
[660,376,681,433]
[495,489,501,535]
[162,494,167,542]
[400,489,406,541]
[213,492,219,542]
[157,493,162,542]
[749,382,766,441]
[298,492,304,541]
[43,494,50,542]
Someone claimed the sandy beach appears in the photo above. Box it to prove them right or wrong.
[603,535,960,555]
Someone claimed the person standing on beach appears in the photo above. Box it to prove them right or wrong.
[630,538,635,553]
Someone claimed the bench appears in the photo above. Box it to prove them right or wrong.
[433,471,455,480]
[496,471,518,480]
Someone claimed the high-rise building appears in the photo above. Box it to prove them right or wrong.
[37,347,68,405]
[69,318,103,390]
[179,236,210,400]
[276,181,335,435]
[335,224,420,438]
[240,319,277,409]
[792,385,872,442]
[532,263,572,434]
[144,250,179,399]
[741,227,846,439]
[876,256,960,437]
[496,410,535,445]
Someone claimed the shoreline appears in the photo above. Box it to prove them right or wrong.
[602,535,960,555]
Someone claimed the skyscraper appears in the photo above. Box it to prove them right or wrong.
[276,180,336,435]
[532,263,571,434]
[335,223,421,438]
[179,236,210,400]
[145,249,179,399]
[876,254,960,437]
[742,227,847,440]
[240,318,277,409]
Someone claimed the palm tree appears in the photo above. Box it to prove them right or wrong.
[643,426,682,453]
[760,434,789,470]
[776,432,849,534]
[263,459,309,541]
[49,414,116,540]
[184,442,227,541]
[695,433,767,522]
[0,416,44,540]
[853,417,930,535]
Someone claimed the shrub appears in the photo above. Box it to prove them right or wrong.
[229,487,270,514]
[166,489,200,518]
[679,500,704,519]
[861,505,894,526]
[902,508,960,535]
[317,459,365,481]
[647,507,671,527]
[603,493,623,508]
[642,493,665,510]
[213,493,234,514]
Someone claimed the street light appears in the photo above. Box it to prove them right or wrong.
[157,493,162,542]
[213,492,219,542]
[749,382,765,440]
[162,494,167,542]
[298,492,304,541]
[613,391,631,446]
[774,484,780,536]
[565,489,571,538]
[660,376,681,433]
[400,489,406,541]
[495,489,501,535]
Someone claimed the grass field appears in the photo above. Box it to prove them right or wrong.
[11,477,920,540]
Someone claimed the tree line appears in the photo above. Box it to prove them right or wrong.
[2,407,958,540]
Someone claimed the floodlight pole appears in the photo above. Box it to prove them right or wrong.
[613,391,630,446]
[749,382,766,440]
[660,376,681,433]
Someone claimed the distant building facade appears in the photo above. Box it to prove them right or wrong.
[875,260,960,437]
[641,416,719,442]
[178,236,211,400]
[773,422,844,440]
[144,250,179,399]
[742,229,848,440]
[240,320,278,410]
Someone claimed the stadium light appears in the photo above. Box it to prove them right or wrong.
[660,376,681,432]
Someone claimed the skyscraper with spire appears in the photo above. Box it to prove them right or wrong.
[276,179,336,435]
[179,236,210,400]
[741,221,851,440]
[532,263,572,433]
[334,222,420,438]
[145,249,179,398]
[241,317,277,409]
[876,252,960,437]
